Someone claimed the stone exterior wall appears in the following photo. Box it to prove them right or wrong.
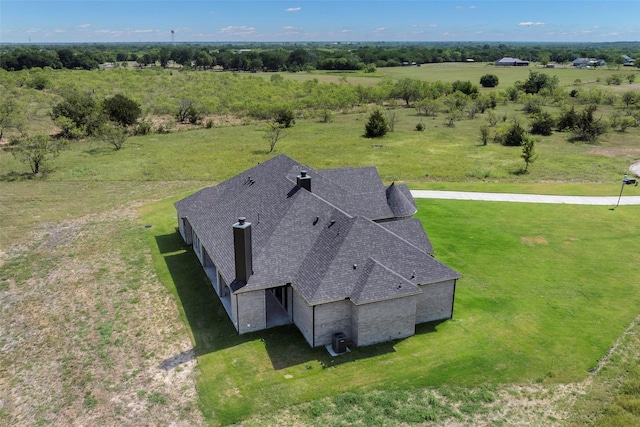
[352,295,417,346]
[237,291,266,334]
[415,279,456,324]
[313,299,352,347]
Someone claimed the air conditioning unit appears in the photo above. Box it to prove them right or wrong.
[332,332,347,354]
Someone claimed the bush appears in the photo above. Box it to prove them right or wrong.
[530,111,555,136]
[364,108,388,138]
[103,94,141,127]
[415,122,425,131]
[494,120,527,146]
[479,74,499,88]
[273,107,295,128]
[452,80,479,97]
[572,105,607,143]
[556,106,578,132]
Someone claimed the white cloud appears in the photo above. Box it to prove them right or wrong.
[77,24,91,29]
[469,6,477,9]
[286,7,301,12]
[374,27,385,32]
[26,28,38,33]
[219,26,257,36]
[518,22,546,27]
[132,29,153,33]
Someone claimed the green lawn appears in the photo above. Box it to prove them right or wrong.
[140,193,640,425]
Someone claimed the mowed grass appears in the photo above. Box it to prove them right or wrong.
[140,193,640,425]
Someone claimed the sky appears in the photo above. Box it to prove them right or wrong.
[1,1,639,44]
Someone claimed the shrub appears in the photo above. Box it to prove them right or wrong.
[452,80,479,97]
[364,109,388,138]
[479,74,499,88]
[494,120,527,146]
[415,122,425,131]
[572,105,607,143]
[530,111,555,136]
[557,106,578,132]
[103,94,141,127]
[273,107,296,128]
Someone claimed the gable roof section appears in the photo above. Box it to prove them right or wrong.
[350,257,421,305]
[378,218,434,255]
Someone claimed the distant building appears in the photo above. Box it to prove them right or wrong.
[572,58,606,68]
[623,55,636,67]
[495,57,529,66]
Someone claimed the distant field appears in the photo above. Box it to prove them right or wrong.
[2,61,640,426]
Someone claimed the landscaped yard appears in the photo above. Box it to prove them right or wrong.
[140,190,640,425]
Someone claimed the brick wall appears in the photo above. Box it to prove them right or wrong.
[313,299,352,347]
[352,295,417,346]
[415,279,456,324]
[237,290,266,334]
[292,289,313,346]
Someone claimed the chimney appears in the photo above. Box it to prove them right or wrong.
[233,217,252,283]
[297,170,311,192]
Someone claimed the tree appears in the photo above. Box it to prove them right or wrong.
[10,133,65,174]
[626,73,636,84]
[103,94,141,127]
[572,105,607,143]
[393,78,424,106]
[452,80,479,97]
[364,109,388,138]
[479,125,490,146]
[0,97,26,141]
[98,122,129,150]
[265,122,286,153]
[521,137,537,172]
[621,91,638,109]
[519,71,559,94]
[51,90,102,138]
[273,107,295,128]
[176,99,197,123]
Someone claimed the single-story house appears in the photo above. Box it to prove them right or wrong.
[175,155,462,348]
[623,55,635,67]
[495,57,529,66]
[572,58,606,68]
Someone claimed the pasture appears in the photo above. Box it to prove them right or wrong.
[2,62,640,426]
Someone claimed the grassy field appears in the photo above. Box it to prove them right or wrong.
[2,63,640,426]
[139,194,640,425]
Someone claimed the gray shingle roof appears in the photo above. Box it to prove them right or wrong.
[175,154,461,306]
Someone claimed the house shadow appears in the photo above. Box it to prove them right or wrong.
[155,230,444,371]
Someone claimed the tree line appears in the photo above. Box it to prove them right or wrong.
[2,42,639,72]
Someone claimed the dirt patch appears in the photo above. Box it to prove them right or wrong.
[0,206,203,426]
[588,147,640,158]
[521,236,548,246]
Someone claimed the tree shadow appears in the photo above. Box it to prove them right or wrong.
[154,230,446,371]
[510,168,528,176]
[0,171,36,182]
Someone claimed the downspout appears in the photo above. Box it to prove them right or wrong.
[450,279,457,319]
[312,305,315,348]
[236,293,240,334]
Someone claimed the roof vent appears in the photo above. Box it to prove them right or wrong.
[353,264,357,270]
[313,216,319,225]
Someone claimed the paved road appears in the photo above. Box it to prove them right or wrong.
[410,190,640,206]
